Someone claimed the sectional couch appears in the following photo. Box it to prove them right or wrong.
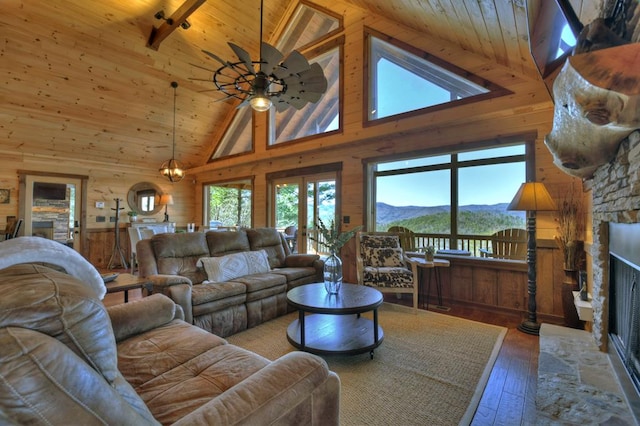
[137,227,324,337]
[0,237,340,425]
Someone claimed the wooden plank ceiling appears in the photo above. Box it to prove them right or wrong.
[1,0,603,172]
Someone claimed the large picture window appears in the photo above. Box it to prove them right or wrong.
[369,144,528,255]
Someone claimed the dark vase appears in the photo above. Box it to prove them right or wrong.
[561,268,583,329]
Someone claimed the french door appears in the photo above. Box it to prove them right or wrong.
[20,173,85,253]
[270,172,338,254]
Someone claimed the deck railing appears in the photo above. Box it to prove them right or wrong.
[412,233,494,257]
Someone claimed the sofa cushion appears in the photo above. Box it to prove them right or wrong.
[191,281,247,306]
[206,229,251,256]
[117,319,269,425]
[246,228,288,268]
[197,250,271,283]
[152,232,209,284]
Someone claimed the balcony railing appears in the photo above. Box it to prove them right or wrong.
[412,233,494,257]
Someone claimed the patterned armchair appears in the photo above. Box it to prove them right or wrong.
[355,232,419,311]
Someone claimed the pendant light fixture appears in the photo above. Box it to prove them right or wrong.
[159,81,185,182]
[196,0,327,112]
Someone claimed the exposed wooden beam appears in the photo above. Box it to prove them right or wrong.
[147,0,206,51]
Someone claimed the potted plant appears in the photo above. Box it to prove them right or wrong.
[424,246,435,262]
[127,210,138,223]
[311,218,362,294]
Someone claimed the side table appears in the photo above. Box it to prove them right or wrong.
[408,257,450,309]
[105,273,152,303]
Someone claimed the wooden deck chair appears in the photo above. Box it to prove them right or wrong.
[480,228,527,260]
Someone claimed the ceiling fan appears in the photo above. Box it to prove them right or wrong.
[197,0,328,112]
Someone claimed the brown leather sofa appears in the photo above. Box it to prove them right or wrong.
[0,262,340,425]
[137,228,323,337]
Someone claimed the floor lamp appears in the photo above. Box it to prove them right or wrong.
[507,182,556,335]
[160,194,174,222]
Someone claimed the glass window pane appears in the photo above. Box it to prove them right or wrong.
[205,180,252,228]
[458,145,525,161]
[375,170,451,233]
[211,108,252,160]
[271,47,340,144]
[377,155,450,172]
[458,163,526,235]
[276,4,340,52]
[368,36,489,121]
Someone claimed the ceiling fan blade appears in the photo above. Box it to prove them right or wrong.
[273,50,310,79]
[202,49,230,66]
[290,63,328,93]
[278,94,308,110]
[228,42,256,75]
[189,63,217,73]
[260,42,284,75]
[273,99,290,112]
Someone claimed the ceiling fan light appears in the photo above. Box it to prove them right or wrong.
[250,94,272,112]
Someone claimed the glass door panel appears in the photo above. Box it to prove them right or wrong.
[271,173,337,255]
[23,175,82,252]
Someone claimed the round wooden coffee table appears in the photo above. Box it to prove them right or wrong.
[286,283,384,358]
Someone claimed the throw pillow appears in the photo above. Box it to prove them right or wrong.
[197,250,271,282]
[364,247,404,267]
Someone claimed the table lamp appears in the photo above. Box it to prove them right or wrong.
[160,194,174,222]
[507,182,556,335]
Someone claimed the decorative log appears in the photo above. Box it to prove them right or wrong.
[544,43,640,178]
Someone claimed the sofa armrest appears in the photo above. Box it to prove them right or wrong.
[107,293,183,342]
[284,254,322,268]
[173,351,340,426]
[145,274,194,324]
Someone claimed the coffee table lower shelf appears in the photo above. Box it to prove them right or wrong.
[286,314,384,357]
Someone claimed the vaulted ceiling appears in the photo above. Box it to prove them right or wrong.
[1,0,604,173]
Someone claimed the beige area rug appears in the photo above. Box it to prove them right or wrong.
[226,303,506,426]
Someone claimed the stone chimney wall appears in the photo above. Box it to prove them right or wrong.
[590,130,640,348]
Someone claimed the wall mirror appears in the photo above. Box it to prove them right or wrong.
[127,182,164,216]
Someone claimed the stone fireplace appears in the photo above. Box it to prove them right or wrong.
[590,130,640,418]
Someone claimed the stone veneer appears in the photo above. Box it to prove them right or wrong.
[590,130,640,348]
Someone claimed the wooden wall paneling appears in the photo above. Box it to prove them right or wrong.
[497,270,526,311]
[450,265,473,302]
[473,268,498,306]
[536,246,557,316]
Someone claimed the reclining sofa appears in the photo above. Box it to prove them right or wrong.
[137,227,323,337]
[0,237,340,425]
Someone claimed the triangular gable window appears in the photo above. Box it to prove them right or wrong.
[366,29,509,123]
[210,108,252,160]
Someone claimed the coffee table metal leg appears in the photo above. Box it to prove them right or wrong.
[299,310,305,349]
[124,290,129,303]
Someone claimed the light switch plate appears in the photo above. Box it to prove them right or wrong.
[95,201,105,208]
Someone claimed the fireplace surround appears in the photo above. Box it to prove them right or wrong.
[589,130,640,421]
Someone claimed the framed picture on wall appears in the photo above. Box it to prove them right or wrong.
[0,189,9,204]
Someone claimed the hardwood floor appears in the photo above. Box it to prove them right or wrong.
[103,288,539,426]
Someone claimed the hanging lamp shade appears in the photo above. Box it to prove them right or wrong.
[160,81,185,182]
